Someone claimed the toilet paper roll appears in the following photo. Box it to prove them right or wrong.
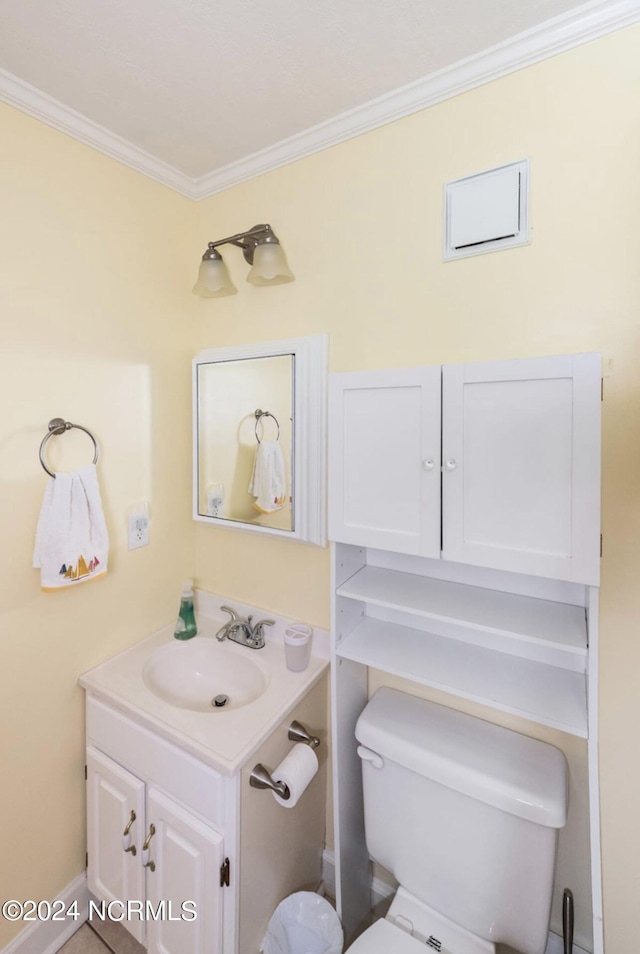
[271,743,319,809]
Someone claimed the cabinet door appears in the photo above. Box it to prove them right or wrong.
[328,367,441,555]
[145,787,224,954]
[442,354,601,583]
[86,746,146,943]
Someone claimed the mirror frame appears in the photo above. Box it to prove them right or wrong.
[193,334,328,546]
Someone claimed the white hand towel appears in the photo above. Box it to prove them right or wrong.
[248,440,287,514]
[33,463,109,591]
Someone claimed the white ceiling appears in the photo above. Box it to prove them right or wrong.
[1,0,638,196]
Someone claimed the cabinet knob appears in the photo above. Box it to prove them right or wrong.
[445,458,457,471]
[422,459,435,471]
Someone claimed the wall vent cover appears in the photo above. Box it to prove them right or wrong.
[444,159,530,260]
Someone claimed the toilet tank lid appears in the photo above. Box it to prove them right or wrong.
[355,689,568,828]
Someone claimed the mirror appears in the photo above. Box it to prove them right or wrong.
[197,355,294,531]
[193,334,327,546]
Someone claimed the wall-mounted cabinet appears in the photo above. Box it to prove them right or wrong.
[328,352,603,953]
[329,354,601,584]
[328,366,441,556]
[193,333,328,546]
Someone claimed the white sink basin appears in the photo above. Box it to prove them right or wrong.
[143,638,268,712]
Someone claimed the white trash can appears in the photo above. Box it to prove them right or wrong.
[261,891,343,954]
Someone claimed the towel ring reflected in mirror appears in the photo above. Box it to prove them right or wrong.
[39,417,99,478]
[254,409,281,443]
[193,333,328,546]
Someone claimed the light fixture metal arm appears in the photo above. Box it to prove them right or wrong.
[206,223,277,264]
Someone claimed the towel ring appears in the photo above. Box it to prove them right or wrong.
[39,418,99,478]
[254,409,280,443]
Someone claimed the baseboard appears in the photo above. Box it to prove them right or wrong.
[322,850,590,954]
[321,848,336,899]
[1,872,89,954]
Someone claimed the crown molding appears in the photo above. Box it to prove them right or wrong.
[0,67,195,197]
[192,0,640,198]
[2,0,639,202]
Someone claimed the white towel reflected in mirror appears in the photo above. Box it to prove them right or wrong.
[248,441,286,513]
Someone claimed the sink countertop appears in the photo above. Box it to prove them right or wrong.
[79,606,329,777]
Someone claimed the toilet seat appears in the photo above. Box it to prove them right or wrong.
[347,887,496,954]
[347,917,427,953]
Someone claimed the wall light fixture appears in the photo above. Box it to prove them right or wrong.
[193,223,294,298]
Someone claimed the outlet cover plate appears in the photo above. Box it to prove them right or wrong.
[128,512,149,550]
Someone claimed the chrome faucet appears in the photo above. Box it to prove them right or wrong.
[215,606,274,650]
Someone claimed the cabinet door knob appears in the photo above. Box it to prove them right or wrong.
[445,458,457,471]
[142,823,156,872]
[422,459,435,471]
[122,809,137,856]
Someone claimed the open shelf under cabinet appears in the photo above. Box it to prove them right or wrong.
[335,616,587,737]
[335,564,588,737]
[337,565,586,658]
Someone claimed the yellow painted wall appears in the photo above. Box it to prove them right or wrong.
[0,104,194,947]
[2,21,639,954]
[192,25,640,954]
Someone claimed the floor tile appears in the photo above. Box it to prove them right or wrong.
[58,923,110,953]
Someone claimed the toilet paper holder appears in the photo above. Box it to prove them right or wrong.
[287,719,320,749]
[249,720,320,799]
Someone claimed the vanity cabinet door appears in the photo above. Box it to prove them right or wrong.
[86,746,146,944]
[328,366,442,556]
[442,353,601,583]
[145,787,225,954]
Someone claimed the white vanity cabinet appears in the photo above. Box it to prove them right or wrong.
[329,353,601,584]
[85,697,233,954]
[83,662,330,954]
[87,749,225,953]
[145,788,225,954]
[86,747,147,943]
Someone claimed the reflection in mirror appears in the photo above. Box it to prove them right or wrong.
[197,355,294,531]
[193,334,327,546]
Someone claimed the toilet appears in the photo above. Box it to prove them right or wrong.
[350,688,568,954]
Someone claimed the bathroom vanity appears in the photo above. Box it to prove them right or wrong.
[80,594,329,954]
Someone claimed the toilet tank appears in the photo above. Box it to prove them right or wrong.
[355,689,568,954]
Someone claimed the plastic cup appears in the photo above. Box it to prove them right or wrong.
[284,624,313,672]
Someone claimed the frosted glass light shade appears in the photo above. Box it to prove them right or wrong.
[247,243,294,286]
[192,257,237,298]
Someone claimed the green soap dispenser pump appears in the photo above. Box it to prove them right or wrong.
[174,579,198,640]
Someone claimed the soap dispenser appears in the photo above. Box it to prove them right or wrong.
[174,580,198,640]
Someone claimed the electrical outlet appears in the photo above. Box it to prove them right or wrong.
[128,512,149,550]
